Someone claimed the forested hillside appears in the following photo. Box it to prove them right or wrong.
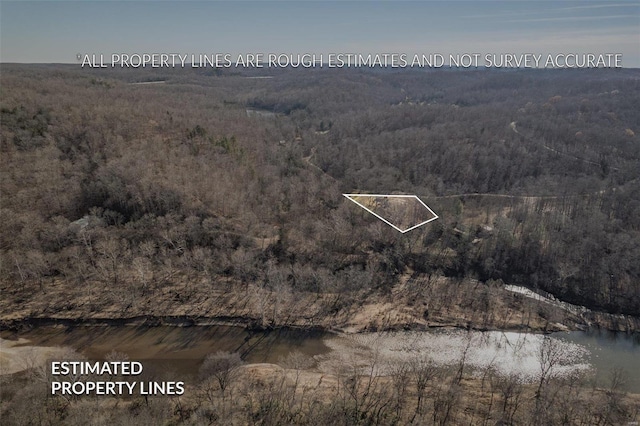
[1,65,639,325]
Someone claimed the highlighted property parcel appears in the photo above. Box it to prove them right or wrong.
[343,194,439,233]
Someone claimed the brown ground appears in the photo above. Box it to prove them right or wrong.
[2,272,635,333]
[0,338,73,375]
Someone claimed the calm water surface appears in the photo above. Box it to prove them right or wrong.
[1,325,329,379]
[2,326,638,392]
[553,330,640,392]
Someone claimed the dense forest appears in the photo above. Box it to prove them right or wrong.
[1,64,639,327]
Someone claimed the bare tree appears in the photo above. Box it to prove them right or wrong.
[388,360,410,420]
[536,335,563,399]
[409,355,439,420]
[491,372,524,424]
[199,351,243,396]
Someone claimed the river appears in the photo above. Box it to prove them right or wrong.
[1,326,638,392]
[553,329,640,392]
[0,325,328,378]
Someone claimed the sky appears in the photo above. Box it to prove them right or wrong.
[1,0,639,67]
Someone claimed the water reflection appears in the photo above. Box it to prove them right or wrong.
[553,330,640,392]
[2,326,638,392]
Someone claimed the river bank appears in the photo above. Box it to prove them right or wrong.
[2,275,638,334]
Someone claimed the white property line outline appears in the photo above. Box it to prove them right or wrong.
[343,194,439,233]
